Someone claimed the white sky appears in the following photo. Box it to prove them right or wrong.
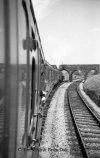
[32,0,100,66]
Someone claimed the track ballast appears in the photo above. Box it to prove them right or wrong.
[67,81,100,158]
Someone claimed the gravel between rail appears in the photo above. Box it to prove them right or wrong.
[39,82,84,158]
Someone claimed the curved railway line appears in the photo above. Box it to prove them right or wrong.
[67,81,100,158]
[38,81,100,158]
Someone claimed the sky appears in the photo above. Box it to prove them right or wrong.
[32,0,100,67]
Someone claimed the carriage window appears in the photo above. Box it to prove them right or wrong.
[31,28,35,39]
[0,0,4,63]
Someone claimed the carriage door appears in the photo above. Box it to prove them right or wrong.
[16,0,32,158]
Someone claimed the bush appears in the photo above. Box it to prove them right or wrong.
[83,74,100,106]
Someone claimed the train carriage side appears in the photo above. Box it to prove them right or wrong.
[0,0,42,157]
[44,62,60,93]
[0,0,61,158]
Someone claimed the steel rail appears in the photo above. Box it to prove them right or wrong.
[67,86,90,158]
[67,81,100,158]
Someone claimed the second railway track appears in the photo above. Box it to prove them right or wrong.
[67,81,100,158]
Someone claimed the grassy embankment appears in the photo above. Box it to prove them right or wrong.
[83,74,100,106]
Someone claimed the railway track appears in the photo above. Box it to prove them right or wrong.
[67,81,100,158]
[64,89,84,158]
[40,82,85,158]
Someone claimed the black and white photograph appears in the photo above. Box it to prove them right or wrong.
[0,0,100,158]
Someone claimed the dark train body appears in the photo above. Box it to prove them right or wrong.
[0,0,62,157]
